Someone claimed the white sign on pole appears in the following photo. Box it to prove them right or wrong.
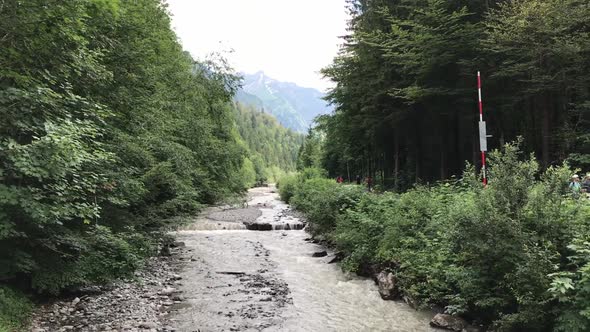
[479,121,487,152]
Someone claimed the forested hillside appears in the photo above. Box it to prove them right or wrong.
[236,72,333,132]
[0,1,300,326]
[234,103,304,182]
[320,0,590,188]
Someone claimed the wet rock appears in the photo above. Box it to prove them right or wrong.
[160,246,172,256]
[403,295,418,309]
[430,313,468,331]
[244,222,273,231]
[376,271,398,300]
[30,250,184,332]
[312,251,328,257]
[159,287,177,296]
[75,285,102,295]
[170,241,185,248]
[139,322,157,329]
[216,271,246,276]
[328,252,344,264]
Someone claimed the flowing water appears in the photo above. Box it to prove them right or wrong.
[170,187,436,332]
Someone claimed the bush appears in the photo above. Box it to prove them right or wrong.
[549,223,590,332]
[278,174,298,203]
[0,286,33,332]
[30,226,156,295]
[291,180,365,237]
[288,141,590,331]
[278,167,329,203]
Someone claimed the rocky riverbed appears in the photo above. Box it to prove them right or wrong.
[29,244,187,332]
[30,186,438,332]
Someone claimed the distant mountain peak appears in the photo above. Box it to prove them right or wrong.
[235,72,333,133]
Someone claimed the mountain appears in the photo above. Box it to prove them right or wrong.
[235,71,333,133]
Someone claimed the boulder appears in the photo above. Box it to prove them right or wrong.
[158,287,177,296]
[159,246,172,257]
[429,313,468,331]
[138,322,157,329]
[74,285,102,295]
[244,222,273,231]
[376,271,398,300]
[312,251,328,257]
[403,295,418,309]
[328,252,345,264]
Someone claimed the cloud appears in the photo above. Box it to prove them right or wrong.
[166,0,349,91]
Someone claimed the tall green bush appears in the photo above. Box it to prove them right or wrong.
[0,0,248,302]
[287,142,590,331]
[0,286,32,332]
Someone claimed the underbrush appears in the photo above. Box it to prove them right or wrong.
[281,143,590,331]
[0,286,33,332]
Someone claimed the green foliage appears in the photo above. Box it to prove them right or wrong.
[550,232,590,332]
[0,0,251,307]
[289,142,590,331]
[239,157,257,189]
[0,286,33,332]
[234,102,304,182]
[30,226,155,294]
[297,127,324,171]
[291,180,365,237]
[278,167,328,203]
[320,0,590,187]
[278,174,298,203]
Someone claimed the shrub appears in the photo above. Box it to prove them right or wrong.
[278,174,298,203]
[30,226,156,295]
[289,141,590,331]
[549,229,590,332]
[291,180,365,237]
[0,286,32,332]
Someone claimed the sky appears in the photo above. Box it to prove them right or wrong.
[165,0,349,91]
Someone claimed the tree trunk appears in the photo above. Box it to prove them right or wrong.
[541,94,551,168]
[415,123,421,183]
[346,161,351,183]
[394,132,400,191]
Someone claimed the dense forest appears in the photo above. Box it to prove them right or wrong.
[319,0,590,188]
[286,0,590,330]
[282,145,590,331]
[234,102,304,182]
[0,0,300,327]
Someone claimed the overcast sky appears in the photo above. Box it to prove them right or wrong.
[165,0,349,91]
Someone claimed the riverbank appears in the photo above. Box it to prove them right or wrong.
[278,146,590,331]
[27,186,437,332]
[28,244,186,332]
[170,186,435,331]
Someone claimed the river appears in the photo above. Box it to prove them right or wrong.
[169,186,436,332]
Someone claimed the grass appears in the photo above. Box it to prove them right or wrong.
[0,286,33,332]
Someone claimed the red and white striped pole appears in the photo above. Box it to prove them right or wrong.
[477,71,487,186]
